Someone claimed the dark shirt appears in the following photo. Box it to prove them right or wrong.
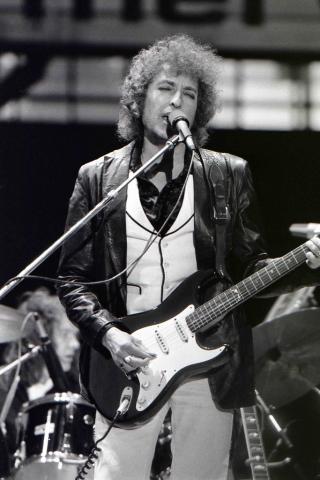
[130,143,193,236]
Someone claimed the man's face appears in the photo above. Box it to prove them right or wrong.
[142,64,198,146]
[52,313,80,372]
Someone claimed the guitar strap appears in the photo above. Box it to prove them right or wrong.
[207,153,231,279]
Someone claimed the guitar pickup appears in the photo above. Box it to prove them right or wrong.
[174,318,188,342]
[155,328,169,354]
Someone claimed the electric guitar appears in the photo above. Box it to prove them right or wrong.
[87,238,315,427]
[240,406,270,480]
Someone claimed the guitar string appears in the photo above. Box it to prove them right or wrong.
[123,235,309,355]
[188,245,308,331]
[129,244,308,349]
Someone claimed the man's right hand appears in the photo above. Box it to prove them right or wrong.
[102,327,156,373]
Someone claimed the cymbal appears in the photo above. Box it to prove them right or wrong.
[0,305,33,343]
[253,308,320,408]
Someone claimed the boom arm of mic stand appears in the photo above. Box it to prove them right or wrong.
[0,346,42,426]
[0,346,42,378]
[0,135,180,302]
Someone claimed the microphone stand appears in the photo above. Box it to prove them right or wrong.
[0,134,180,302]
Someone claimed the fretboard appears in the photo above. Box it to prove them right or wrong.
[187,240,311,332]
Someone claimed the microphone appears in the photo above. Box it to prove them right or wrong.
[289,223,320,239]
[33,313,70,392]
[168,110,196,151]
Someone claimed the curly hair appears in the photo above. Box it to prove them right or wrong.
[118,34,221,147]
[1,289,79,387]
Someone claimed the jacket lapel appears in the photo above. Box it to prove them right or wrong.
[102,143,134,309]
[101,144,217,311]
[193,151,216,270]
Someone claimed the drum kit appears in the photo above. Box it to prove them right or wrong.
[0,305,95,480]
[13,393,95,480]
[1,292,320,479]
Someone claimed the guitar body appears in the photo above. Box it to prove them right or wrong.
[84,236,312,427]
[87,270,231,428]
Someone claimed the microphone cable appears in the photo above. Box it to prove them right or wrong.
[2,153,194,291]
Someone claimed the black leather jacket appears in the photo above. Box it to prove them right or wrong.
[57,143,319,409]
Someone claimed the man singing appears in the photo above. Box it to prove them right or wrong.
[57,35,320,480]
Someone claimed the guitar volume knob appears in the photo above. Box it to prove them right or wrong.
[142,380,150,389]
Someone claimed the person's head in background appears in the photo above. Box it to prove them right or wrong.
[16,287,80,386]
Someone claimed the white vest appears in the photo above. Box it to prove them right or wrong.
[126,172,197,314]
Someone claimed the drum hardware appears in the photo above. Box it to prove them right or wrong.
[253,386,314,479]
[0,342,42,479]
[0,309,68,428]
[252,307,320,479]
[61,432,72,453]
[83,414,94,426]
[13,440,26,470]
[13,393,95,480]
[239,391,309,480]
[255,390,293,452]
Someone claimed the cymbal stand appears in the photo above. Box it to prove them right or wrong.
[255,389,293,451]
[255,389,307,480]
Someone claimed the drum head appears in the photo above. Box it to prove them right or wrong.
[21,392,92,413]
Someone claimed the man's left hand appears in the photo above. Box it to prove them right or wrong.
[306,235,320,269]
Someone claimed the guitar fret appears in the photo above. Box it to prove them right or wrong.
[238,281,250,296]
[291,250,300,264]
[255,270,265,287]
[186,241,312,333]
[276,261,288,274]
[249,275,259,292]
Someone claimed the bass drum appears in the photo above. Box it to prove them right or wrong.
[13,392,95,480]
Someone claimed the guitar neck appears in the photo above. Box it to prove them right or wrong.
[187,241,310,332]
[240,406,270,480]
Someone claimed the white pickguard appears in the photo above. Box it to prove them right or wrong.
[132,305,226,411]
